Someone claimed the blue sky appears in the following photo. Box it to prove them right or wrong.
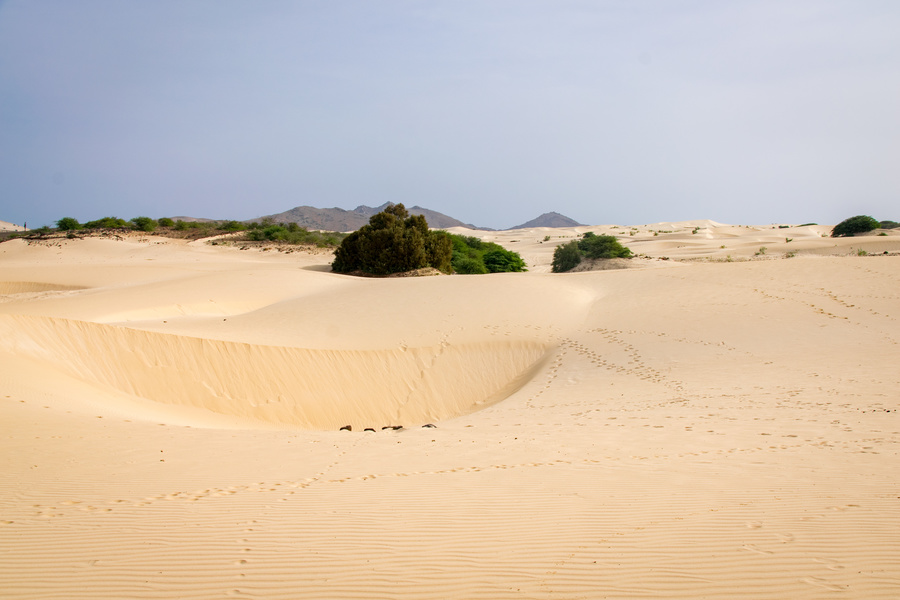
[1,1,898,229]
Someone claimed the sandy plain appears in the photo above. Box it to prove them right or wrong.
[1,220,899,599]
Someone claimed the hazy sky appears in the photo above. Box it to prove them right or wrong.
[1,1,898,230]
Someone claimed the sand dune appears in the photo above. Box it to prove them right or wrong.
[0,220,25,232]
[1,224,899,598]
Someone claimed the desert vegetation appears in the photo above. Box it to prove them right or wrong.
[450,235,526,274]
[831,215,880,237]
[3,216,348,249]
[331,204,526,276]
[241,220,347,247]
[551,232,633,273]
[332,203,454,275]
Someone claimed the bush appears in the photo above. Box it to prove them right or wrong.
[551,241,583,273]
[83,216,128,229]
[332,203,452,275]
[453,257,488,274]
[879,220,899,230]
[552,233,633,272]
[158,217,175,227]
[448,234,526,274]
[832,215,879,237]
[56,217,81,231]
[577,233,632,259]
[130,216,157,232]
[483,248,526,272]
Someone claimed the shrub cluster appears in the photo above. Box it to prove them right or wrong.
[46,215,348,248]
[450,235,526,274]
[56,216,155,231]
[332,203,453,275]
[551,232,632,273]
[244,221,345,247]
[831,215,880,237]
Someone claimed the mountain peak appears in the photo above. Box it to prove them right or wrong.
[509,212,584,230]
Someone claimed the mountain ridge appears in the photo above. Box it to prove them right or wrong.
[167,204,584,232]
[252,203,484,232]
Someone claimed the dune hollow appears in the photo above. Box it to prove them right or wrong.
[0,313,551,430]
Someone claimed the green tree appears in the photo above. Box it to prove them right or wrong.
[130,216,157,232]
[551,241,582,273]
[425,230,454,273]
[56,217,81,231]
[832,215,880,237]
[332,203,452,275]
[158,217,175,227]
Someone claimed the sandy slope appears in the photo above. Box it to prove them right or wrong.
[1,224,899,599]
[0,220,26,232]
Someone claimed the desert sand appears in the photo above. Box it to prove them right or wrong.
[1,221,899,599]
[0,220,26,232]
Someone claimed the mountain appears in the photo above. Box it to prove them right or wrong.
[508,212,584,230]
[253,203,480,232]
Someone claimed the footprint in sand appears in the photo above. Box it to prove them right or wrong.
[741,544,775,555]
[814,558,845,571]
[802,576,847,591]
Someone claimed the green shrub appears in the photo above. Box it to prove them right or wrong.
[483,248,526,273]
[551,232,633,272]
[577,233,632,259]
[83,216,128,229]
[551,241,583,273]
[332,203,452,275]
[157,217,175,227]
[879,220,899,230]
[832,215,879,237]
[56,217,81,231]
[453,257,488,274]
[130,216,157,232]
[448,234,525,274]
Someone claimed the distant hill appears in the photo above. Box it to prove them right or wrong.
[253,203,481,232]
[508,212,583,230]
[169,216,217,223]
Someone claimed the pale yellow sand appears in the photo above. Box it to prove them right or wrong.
[0,220,26,232]
[1,224,899,599]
